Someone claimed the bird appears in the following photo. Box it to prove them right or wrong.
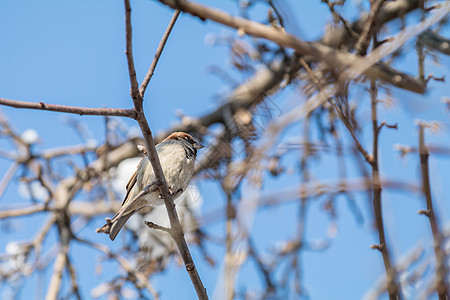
[97,132,204,241]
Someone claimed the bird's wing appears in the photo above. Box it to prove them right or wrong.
[122,159,142,206]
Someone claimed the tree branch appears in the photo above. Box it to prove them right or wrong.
[320,0,421,48]
[0,204,47,219]
[0,98,137,118]
[355,0,386,56]
[418,124,449,299]
[139,9,181,97]
[299,57,374,165]
[75,237,160,299]
[418,30,450,56]
[370,80,401,299]
[123,1,208,298]
[124,0,140,100]
[157,0,426,94]
[45,244,69,300]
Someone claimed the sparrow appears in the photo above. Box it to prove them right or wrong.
[98,132,204,241]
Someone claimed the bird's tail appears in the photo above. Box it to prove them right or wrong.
[108,213,132,241]
[97,211,133,241]
[97,190,144,240]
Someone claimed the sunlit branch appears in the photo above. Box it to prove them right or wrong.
[139,10,181,96]
[123,1,208,298]
[0,98,137,118]
[157,0,427,94]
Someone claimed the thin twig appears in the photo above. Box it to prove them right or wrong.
[416,39,426,83]
[0,98,137,118]
[319,0,422,48]
[321,0,360,39]
[370,79,401,300]
[139,10,181,96]
[34,215,57,260]
[299,57,374,164]
[124,0,140,100]
[355,0,386,55]
[0,204,47,219]
[223,167,236,300]
[40,144,98,159]
[145,221,172,234]
[293,113,312,296]
[363,244,426,300]
[0,162,19,199]
[65,255,82,300]
[418,124,449,299]
[75,237,160,300]
[247,237,275,294]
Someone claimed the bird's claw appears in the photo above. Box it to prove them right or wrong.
[158,187,183,199]
[169,187,183,197]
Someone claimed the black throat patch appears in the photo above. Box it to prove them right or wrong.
[183,143,196,159]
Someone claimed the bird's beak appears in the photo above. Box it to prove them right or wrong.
[194,142,205,150]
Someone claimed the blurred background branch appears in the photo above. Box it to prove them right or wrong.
[0,0,449,299]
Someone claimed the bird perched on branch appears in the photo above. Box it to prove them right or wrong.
[97,132,204,241]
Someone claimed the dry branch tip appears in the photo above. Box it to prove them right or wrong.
[370,244,384,252]
[145,221,172,234]
[417,209,431,216]
[96,218,112,234]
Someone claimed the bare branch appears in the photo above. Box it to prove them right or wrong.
[363,244,426,300]
[0,204,47,219]
[299,57,374,165]
[145,221,172,234]
[0,98,137,118]
[370,80,401,299]
[124,0,140,100]
[418,124,449,299]
[0,162,19,199]
[139,10,181,96]
[157,0,427,94]
[355,0,386,56]
[66,255,82,300]
[320,0,421,48]
[45,244,69,300]
[418,30,450,56]
[321,0,359,39]
[75,237,160,300]
[123,1,208,298]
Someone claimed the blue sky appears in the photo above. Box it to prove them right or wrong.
[0,0,449,299]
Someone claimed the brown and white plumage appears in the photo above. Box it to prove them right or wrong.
[98,132,204,241]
